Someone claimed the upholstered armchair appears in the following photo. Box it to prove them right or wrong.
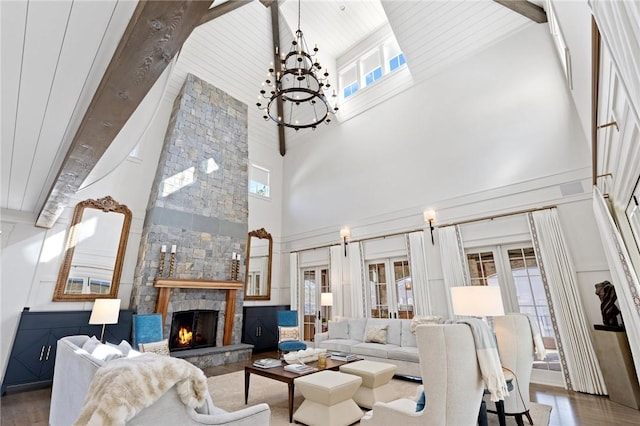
[277,310,307,355]
[484,313,535,426]
[50,335,271,426]
[360,323,485,426]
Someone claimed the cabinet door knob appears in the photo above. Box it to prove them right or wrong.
[39,345,45,361]
[45,345,52,361]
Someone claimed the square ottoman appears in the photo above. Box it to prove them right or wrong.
[293,370,363,426]
[339,360,398,409]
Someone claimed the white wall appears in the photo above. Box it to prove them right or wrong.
[246,139,285,307]
[548,0,593,146]
[280,23,610,361]
[282,25,591,241]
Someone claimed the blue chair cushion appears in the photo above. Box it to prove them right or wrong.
[279,341,307,351]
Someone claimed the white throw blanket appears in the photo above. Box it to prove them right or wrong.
[73,353,208,426]
[526,314,548,361]
[458,318,509,402]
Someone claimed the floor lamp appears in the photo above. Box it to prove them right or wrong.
[450,285,504,329]
[321,292,334,325]
[89,298,121,342]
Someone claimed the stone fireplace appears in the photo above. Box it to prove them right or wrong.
[130,74,251,368]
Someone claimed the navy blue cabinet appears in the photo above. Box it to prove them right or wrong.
[2,309,133,393]
[242,305,289,352]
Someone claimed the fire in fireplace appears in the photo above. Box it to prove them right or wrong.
[169,309,218,351]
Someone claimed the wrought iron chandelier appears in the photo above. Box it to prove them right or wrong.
[257,0,338,130]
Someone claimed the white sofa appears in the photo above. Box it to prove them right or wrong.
[49,335,270,426]
[314,317,440,377]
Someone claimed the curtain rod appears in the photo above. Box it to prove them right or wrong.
[436,204,557,228]
[292,205,556,253]
[291,227,428,253]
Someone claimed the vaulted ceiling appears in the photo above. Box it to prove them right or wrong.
[1,0,544,227]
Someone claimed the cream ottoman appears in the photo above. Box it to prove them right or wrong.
[293,370,363,426]
[339,360,398,409]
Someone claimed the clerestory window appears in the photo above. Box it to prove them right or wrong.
[338,37,407,101]
[249,163,270,198]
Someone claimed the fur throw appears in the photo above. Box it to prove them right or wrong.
[73,353,208,426]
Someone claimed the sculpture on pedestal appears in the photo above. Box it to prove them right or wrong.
[594,280,622,328]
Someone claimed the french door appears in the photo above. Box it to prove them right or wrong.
[466,245,563,385]
[366,258,413,319]
[301,267,329,341]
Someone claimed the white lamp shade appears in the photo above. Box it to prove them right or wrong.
[450,286,504,317]
[320,292,334,307]
[89,299,121,325]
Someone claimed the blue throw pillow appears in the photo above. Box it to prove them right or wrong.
[416,390,426,412]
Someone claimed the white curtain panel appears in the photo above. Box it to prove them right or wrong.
[528,209,607,394]
[329,245,344,317]
[348,242,365,318]
[593,186,640,387]
[407,231,432,315]
[289,252,299,311]
[590,0,640,127]
[438,225,471,317]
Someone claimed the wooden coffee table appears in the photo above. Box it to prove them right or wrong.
[244,357,362,423]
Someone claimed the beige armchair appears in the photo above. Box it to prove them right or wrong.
[360,324,485,426]
[484,313,535,426]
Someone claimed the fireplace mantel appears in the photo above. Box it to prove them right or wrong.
[154,278,243,346]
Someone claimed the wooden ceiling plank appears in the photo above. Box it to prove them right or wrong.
[35,0,212,228]
[199,0,253,26]
[493,0,547,24]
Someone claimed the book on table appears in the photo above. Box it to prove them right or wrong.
[284,363,317,374]
[330,352,359,362]
[253,358,282,368]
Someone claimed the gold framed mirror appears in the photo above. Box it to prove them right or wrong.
[244,228,272,300]
[53,196,132,301]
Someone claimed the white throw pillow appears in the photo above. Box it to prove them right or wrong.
[91,343,124,361]
[348,318,367,341]
[364,325,389,344]
[81,336,101,354]
[139,339,170,356]
[107,340,133,356]
[410,315,442,333]
[327,320,349,339]
[279,326,299,342]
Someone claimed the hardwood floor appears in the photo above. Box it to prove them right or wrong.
[2,351,640,425]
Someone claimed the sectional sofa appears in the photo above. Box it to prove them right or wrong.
[314,316,441,377]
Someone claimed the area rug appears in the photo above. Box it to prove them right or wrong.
[207,370,551,426]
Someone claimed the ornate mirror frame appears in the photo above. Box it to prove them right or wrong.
[244,228,273,301]
[53,196,132,301]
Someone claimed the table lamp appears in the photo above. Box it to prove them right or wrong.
[451,285,504,324]
[89,298,121,342]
